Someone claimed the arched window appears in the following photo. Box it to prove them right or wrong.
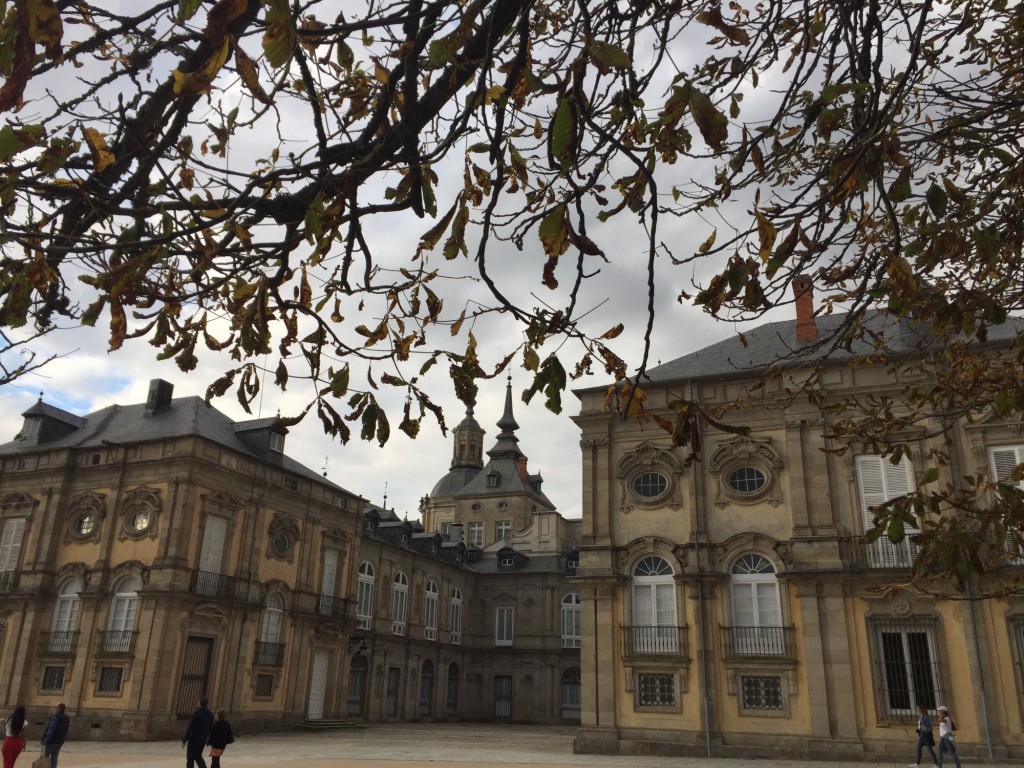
[391,571,408,636]
[50,576,83,653]
[256,593,285,666]
[105,575,141,653]
[730,554,784,656]
[631,556,677,654]
[561,593,581,649]
[445,663,460,717]
[424,580,438,640]
[419,659,435,717]
[449,587,463,645]
[356,561,375,630]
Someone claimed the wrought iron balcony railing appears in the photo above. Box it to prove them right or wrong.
[620,625,687,658]
[96,630,138,657]
[720,625,797,661]
[254,640,285,667]
[190,569,238,600]
[41,631,78,656]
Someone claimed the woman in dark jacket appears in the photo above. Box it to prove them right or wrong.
[206,709,234,768]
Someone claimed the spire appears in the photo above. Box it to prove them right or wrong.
[487,376,522,458]
[495,375,519,437]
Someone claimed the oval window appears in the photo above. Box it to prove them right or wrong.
[75,513,95,536]
[631,472,668,499]
[727,467,766,494]
[129,508,152,532]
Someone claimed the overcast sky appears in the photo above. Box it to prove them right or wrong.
[0,1,789,522]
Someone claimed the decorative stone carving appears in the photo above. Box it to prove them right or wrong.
[118,486,161,541]
[64,492,107,544]
[708,436,783,508]
[616,442,684,512]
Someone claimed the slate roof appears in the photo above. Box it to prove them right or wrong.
[633,311,1024,388]
[0,391,352,493]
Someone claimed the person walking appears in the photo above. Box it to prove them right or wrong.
[182,696,214,768]
[936,705,962,768]
[206,709,234,768]
[911,703,939,768]
[1,706,27,768]
[40,704,70,768]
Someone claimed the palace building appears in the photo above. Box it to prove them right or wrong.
[0,378,580,739]
[571,280,1024,760]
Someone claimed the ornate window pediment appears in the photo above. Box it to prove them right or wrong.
[118,486,161,541]
[709,436,783,508]
[64,492,107,544]
[267,515,300,563]
[0,493,38,517]
[616,442,683,512]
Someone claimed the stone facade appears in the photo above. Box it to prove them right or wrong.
[0,379,580,740]
[571,291,1024,761]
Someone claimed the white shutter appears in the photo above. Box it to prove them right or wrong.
[0,518,26,571]
[632,584,653,625]
[199,516,227,574]
[991,446,1024,488]
[320,548,339,598]
[756,582,782,626]
[857,454,915,524]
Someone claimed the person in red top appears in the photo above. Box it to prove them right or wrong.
[2,706,26,768]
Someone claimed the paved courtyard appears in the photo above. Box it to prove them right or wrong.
[32,722,1006,768]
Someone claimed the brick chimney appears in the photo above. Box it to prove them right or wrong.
[793,275,817,342]
[518,456,529,482]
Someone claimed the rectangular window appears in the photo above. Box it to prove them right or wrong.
[561,596,581,649]
[254,673,275,698]
[467,522,483,548]
[0,518,26,575]
[872,619,940,717]
[495,606,514,646]
[741,676,784,711]
[318,548,339,617]
[450,597,463,645]
[41,665,65,692]
[495,520,511,541]
[991,446,1024,561]
[333,493,347,509]
[424,593,438,641]
[386,667,401,716]
[356,576,374,630]
[637,673,676,707]
[97,666,124,693]
[856,454,918,568]
[283,475,298,491]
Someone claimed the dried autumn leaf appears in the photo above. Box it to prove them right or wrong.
[172,38,232,96]
[234,46,273,105]
[81,126,115,172]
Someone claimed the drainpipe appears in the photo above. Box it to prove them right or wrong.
[930,351,993,761]
[965,580,994,761]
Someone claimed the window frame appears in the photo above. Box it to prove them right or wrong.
[561,593,581,649]
[356,561,375,630]
[495,606,514,646]
[424,580,439,641]
[467,522,484,548]
[391,571,409,636]
[449,588,463,645]
[869,617,943,720]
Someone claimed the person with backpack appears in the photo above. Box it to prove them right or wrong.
[937,705,962,768]
[206,709,235,768]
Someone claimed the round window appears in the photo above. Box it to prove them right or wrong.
[272,532,291,555]
[129,508,152,532]
[727,467,766,494]
[631,471,668,498]
[75,513,95,536]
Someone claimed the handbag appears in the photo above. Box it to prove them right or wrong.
[32,748,50,768]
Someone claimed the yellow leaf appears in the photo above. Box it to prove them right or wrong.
[172,38,232,96]
[234,46,273,105]
[81,126,115,172]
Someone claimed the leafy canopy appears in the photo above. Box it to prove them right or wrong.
[1,0,1022,588]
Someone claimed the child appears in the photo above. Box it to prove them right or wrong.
[206,709,234,768]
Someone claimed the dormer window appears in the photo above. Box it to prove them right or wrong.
[486,471,500,488]
[19,418,40,440]
[268,432,285,453]
[364,519,375,533]
[500,554,515,568]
